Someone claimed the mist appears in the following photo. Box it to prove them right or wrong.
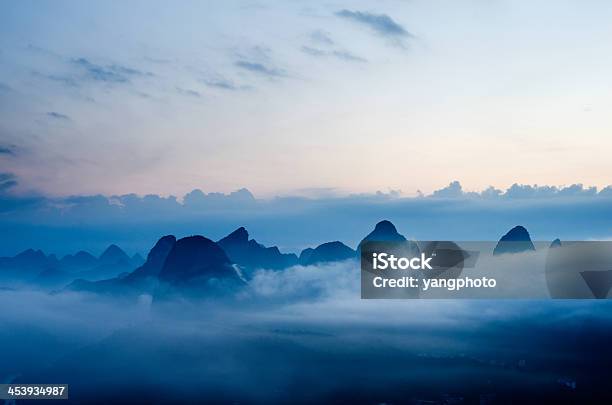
[2,259,612,403]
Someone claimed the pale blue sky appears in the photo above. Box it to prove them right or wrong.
[1,0,612,197]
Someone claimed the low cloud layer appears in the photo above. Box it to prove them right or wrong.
[1,181,612,257]
[1,264,611,402]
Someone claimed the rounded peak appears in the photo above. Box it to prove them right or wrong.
[74,250,95,259]
[173,236,223,253]
[160,235,232,283]
[100,244,129,262]
[17,248,45,258]
[359,220,406,246]
[151,235,177,251]
[176,235,215,244]
[318,241,346,248]
[315,241,355,253]
[374,220,397,233]
[502,225,532,241]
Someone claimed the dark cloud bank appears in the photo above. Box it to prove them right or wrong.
[2,181,612,256]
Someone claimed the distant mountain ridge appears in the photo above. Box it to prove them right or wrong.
[217,227,298,270]
[6,220,546,297]
[3,220,409,293]
[0,244,143,285]
[299,241,356,266]
[60,251,97,270]
[0,249,57,271]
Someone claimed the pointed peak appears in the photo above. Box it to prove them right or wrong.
[99,244,129,262]
[318,241,348,248]
[74,250,95,259]
[103,244,123,253]
[221,227,249,243]
[493,225,535,255]
[510,225,528,233]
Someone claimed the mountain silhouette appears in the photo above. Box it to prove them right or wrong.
[68,234,241,295]
[493,226,536,255]
[217,227,297,270]
[159,236,241,286]
[131,253,145,267]
[127,235,176,280]
[60,251,98,270]
[61,247,140,273]
[299,241,356,266]
[550,238,562,248]
[0,244,143,289]
[0,249,59,280]
[16,249,54,267]
[99,244,131,265]
[358,220,409,254]
[34,267,72,286]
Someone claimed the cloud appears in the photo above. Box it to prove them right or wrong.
[235,61,285,78]
[72,58,152,83]
[176,87,201,98]
[301,46,367,63]
[301,46,327,57]
[4,182,612,255]
[47,112,71,121]
[429,181,602,199]
[247,260,359,301]
[2,277,611,403]
[0,82,12,92]
[0,145,15,156]
[202,78,248,91]
[331,50,367,63]
[310,30,334,45]
[144,56,173,64]
[431,180,464,198]
[32,71,80,88]
[182,188,255,207]
[335,9,413,39]
[0,172,17,192]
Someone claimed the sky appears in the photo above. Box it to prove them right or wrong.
[1,0,612,198]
